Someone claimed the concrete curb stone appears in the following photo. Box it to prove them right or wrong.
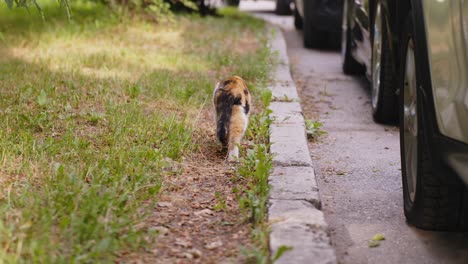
[269,166,321,209]
[265,25,338,264]
[268,25,300,102]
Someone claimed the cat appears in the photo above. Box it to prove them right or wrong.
[213,76,252,162]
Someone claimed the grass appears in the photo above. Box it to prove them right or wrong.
[233,88,274,263]
[235,88,291,263]
[0,2,272,262]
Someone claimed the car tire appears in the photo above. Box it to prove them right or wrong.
[370,3,397,124]
[294,7,303,30]
[341,1,364,74]
[225,0,240,7]
[303,1,326,48]
[275,0,292,15]
[399,12,468,231]
[327,31,341,50]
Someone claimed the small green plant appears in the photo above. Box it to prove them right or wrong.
[305,119,327,140]
[319,82,330,97]
[272,94,295,102]
[272,245,293,262]
[236,93,275,262]
[213,191,227,211]
[237,143,272,224]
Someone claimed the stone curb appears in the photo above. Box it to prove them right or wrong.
[266,25,337,264]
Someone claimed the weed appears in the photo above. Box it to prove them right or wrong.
[320,82,330,97]
[272,245,293,262]
[213,191,227,211]
[272,94,296,102]
[305,119,327,140]
[236,84,275,262]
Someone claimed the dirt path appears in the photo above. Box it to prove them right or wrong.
[123,109,253,263]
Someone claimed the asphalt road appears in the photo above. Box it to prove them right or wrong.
[240,1,468,263]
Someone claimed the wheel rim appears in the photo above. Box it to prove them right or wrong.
[371,4,382,111]
[403,38,418,203]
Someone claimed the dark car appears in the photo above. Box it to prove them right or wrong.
[294,0,343,49]
[344,0,468,231]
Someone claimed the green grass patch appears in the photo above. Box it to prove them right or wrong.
[0,3,271,262]
[235,87,274,263]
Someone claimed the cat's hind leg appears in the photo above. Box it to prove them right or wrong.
[227,106,248,162]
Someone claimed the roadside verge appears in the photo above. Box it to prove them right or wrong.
[266,25,337,264]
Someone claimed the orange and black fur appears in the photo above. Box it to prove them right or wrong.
[213,76,252,161]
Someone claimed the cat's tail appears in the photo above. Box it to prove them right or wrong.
[215,91,241,147]
[216,113,229,147]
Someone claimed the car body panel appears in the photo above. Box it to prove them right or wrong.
[296,0,343,32]
[422,0,468,145]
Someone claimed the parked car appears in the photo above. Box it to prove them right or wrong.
[294,0,343,49]
[344,0,468,231]
[341,0,401,124]
[397,1,468,231]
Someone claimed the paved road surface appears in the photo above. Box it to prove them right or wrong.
[240,1,468,263]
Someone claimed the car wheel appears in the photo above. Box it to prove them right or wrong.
[275,0,292,15]
[371,2,397,124]
[294,6,303,30]
[303,1,326,48]
[341,1,364,74]
[399,12,468,231]
[225,0,240,6]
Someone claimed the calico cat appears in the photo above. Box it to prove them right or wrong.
[213,76,252,162]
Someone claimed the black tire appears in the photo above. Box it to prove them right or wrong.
[226,0,240,7]
[303,24,325,49]
[302,1,326,48]
[275,0,292,15]
[371,4,398,124]
[399,12,468,231]
[294,7,303,30]
[327,31,341,50]
[341,1,364,74]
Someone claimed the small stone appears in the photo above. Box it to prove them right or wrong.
[154,226,170,236]
[157,202,172,208]
[188,248,202,258]
[194,209,214,217]
[181,252,194,259]
[205,240,223,250]
[175,238,192,248]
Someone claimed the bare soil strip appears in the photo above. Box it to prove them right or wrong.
[122,109,253,263]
